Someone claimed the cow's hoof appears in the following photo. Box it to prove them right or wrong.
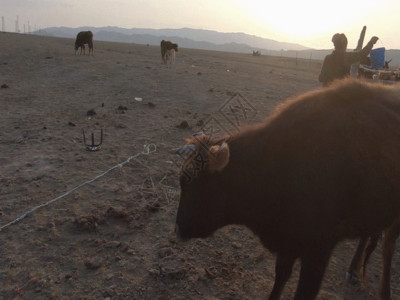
[346,272,359,285]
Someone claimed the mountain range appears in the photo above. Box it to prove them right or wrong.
[36,26,400,67]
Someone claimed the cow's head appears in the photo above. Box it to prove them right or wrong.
[174,135,231,240]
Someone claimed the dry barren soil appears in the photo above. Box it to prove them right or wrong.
[1,32,399,299]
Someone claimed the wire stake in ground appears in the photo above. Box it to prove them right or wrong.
[82,128,103,151]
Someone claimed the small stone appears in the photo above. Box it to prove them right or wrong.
[84,259,102,270]
[86,109,96,117]
[158,247,174,258]
[177,120,190,129]
[117,105,128,111]
[148,268,160,276]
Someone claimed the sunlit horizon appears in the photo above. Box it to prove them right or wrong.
[2,0,400,50]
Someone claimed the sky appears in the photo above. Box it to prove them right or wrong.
[2,0,400,50]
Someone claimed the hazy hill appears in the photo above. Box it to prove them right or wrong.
[36,26,400,67]
[37,26,309,52]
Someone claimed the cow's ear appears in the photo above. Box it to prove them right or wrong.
[208,142,230,173]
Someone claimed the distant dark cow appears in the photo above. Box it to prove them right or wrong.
[75,31,94,56]
[174,78,400,299]
[160,40,178,64]
[347,217,400,299]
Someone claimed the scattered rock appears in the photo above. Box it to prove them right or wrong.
[147,102,156,108]
[177,120,190,129]
[84,259,102,270]
[119,242,130,252]
[188,267,207,282]
[148,268,160,276]
[74,215,103,232]
[68,121,76,127]
[126,249,136,256]
[117,105,128,111]
[159,256,187,279]
[205,267,218,279]
[232,242,242,249]
[1,84,9,89]
[47,219,58,236]
[146,202,161,212]
[106,207,129,219]
[105,241,122,248]
[86,109,96,117]
[196,120,204,127]
[158,247,174,258]
[45,56,53,59]
[65,274,73,280]
[197,72,202,76]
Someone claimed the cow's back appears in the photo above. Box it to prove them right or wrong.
[227,79,400,247]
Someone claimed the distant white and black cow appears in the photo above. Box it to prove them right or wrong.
[165,49,176,64]
[160,40,178,64]
[75,31,94,56]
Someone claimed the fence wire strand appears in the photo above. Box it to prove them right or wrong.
[0,144,157,232]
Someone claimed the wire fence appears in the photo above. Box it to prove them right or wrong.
[0,144,157,232]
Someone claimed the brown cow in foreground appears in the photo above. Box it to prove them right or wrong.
[175,78,400,299]
[75,31,94,56]
[160,40,178,64]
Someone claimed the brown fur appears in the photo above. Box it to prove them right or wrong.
[176,78,400,299]
[75,31,94,56]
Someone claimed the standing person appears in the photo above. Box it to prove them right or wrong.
[319,33,379,86]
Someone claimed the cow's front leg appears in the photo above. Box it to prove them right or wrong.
[294,246,334,300]
[269,253,296,300]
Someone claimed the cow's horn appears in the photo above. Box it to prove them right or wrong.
[172,144,196,155]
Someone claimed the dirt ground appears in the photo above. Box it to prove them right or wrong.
[0,32,399,299]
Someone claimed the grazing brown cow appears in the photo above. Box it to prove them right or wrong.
[347,217,400,300]
[75,31,94,56]
[160,40,178,64]
[174,78,400,299]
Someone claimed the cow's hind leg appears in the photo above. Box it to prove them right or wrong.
[379,218,400,300]
[294,246,334,300]
[361,233,380,283]
[347,237,368,284]
[268,254,296,300]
